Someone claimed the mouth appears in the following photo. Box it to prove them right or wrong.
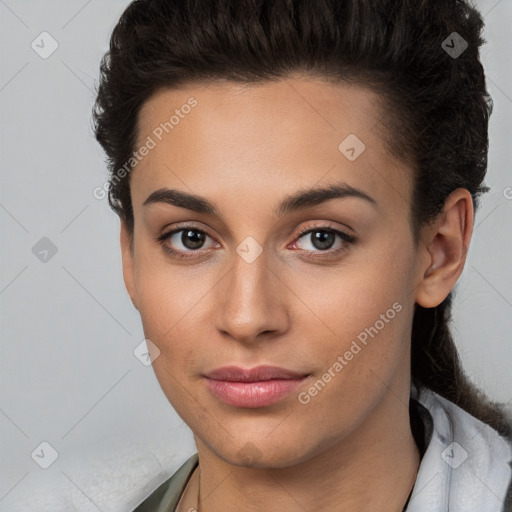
[203,365,310,408]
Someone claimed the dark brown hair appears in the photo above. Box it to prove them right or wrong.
[92,0,511,436]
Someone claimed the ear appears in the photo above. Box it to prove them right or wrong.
[414,188,474,308]
[120,219,139,310]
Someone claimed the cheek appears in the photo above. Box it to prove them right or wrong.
[136,275,205,363]
[295,253,410,335]
[133,244,204,339]
[296,277,408,385]
[132,252,216,384]
[294,241,415,382]
[136,268,206,413]
[290,265,413,437]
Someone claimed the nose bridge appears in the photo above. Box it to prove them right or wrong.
[215,246,284,341]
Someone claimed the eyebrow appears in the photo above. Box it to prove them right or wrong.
[142,181,377,217]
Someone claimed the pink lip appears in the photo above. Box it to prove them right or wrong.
[204,365,310,408]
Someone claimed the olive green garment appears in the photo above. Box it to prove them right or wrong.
[133,453,199,512]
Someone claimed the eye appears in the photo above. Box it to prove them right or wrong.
[156,226,219,259]
[290,224,356,258]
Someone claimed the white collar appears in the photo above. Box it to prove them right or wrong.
[407,386,512,512]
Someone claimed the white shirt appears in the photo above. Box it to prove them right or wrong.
[408,385,512,512]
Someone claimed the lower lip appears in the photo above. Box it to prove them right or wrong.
[205,377,307,408]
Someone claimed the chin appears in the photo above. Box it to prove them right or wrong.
[204,432,318,470]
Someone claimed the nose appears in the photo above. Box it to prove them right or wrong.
[214,248,289,345]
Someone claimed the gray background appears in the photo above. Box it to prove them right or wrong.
[0,1,511,510]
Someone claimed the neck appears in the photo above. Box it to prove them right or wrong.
[193,376,420,512]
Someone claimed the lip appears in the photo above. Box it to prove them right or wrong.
[203,365,310,408]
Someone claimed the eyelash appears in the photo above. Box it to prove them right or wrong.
[293,224,356,260]
[155,223,357,260]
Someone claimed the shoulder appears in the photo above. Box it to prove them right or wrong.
[408,385,512,512]
[132,453,199,512]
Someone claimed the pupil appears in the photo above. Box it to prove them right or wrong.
[312,231,334,250]
[183,230,205,249]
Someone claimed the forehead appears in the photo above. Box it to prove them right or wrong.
[132,77,412,219]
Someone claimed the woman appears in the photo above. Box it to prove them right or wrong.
[92,0,512,510]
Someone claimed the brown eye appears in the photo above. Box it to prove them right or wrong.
[180,229,207,250]
[156,227,219,259]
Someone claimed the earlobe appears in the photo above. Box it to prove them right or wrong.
[415,188,474,308]
[120,219,139,310]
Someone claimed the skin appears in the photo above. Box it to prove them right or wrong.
[120,76,473,511]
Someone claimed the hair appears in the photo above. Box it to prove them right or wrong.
[93,0,511,436]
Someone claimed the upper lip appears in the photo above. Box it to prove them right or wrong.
[204,365,309,382]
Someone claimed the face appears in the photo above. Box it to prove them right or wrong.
[122,76,423,468]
